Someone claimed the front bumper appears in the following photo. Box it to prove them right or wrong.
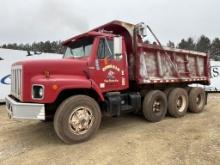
[5,95,45,120]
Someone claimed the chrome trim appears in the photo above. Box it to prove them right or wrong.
[32,84,45,100]
[11,65,22,100]
[5,95,45,120]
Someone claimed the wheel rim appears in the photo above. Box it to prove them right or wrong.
[68,106,94,135]
[176,95,186,112]
[196,94,202,105]
[152,98,163,115]
[196,93,204,108]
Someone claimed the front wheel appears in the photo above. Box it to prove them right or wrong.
[54,95,101,144]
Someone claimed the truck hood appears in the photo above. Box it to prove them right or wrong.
[14,58,88,77]
[11,58,90,102]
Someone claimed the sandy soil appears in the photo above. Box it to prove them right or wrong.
[0,93,220,165]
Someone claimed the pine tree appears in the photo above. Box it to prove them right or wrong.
[178,37,195,50]
[196,35,210,53]
[210,38,220,60]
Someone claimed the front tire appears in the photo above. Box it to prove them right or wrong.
[54,95,101,144]
[143,90,167,122]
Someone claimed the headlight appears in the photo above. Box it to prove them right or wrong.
[32,85,44,99]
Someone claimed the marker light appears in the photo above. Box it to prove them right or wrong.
[52,84,59,91]
[44,71,50,78]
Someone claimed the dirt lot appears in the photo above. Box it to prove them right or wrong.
[0,94,220,165]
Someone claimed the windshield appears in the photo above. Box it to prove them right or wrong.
[64,37,94,58]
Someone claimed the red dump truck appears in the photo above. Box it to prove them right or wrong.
[5,20,210,143]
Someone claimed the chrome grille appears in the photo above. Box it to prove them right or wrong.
[11,65,22,100]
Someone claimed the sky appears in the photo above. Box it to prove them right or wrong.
[0,0,219,45]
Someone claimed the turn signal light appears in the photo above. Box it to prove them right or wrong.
[52,84,59,91]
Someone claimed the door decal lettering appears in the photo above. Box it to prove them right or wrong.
[102,64,120,72]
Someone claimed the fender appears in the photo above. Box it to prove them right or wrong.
[29,75,104,103]
[90,79,105,101]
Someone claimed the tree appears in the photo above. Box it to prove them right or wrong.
[211,38,220,49]
[32,42,39,52]
[178,39,187,49]
[23,43,31,51]
[50,41,57,53]
[210,38,220,60]
[196,35,210,53]
[186,37,195,50]
[44,41,52,53]
[178,37,195,50]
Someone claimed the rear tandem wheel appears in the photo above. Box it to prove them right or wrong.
[167,88,189,118]
[142,90,167,122]
[188,87,206,113]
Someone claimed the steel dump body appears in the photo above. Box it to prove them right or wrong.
[90,20,210,85]
[136,44,209,85]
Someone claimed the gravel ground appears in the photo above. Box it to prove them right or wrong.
[0,93,220,165]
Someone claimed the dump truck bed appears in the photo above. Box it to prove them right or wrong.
[136,43,209,85]
[74,20,210,86]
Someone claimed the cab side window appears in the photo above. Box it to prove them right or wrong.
[97,38,114,59]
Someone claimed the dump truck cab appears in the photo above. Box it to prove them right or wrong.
[62,31,129,93]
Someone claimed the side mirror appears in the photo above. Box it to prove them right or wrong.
[113,36,122,56]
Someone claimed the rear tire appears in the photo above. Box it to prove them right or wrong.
[54,95,101,144]
[143,90,167,122]
[168,88,188,118]
[188,87,206,113]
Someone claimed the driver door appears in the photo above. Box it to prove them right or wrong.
[90,37,128,92]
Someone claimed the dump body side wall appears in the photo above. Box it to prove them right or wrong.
[135,43,210,85]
